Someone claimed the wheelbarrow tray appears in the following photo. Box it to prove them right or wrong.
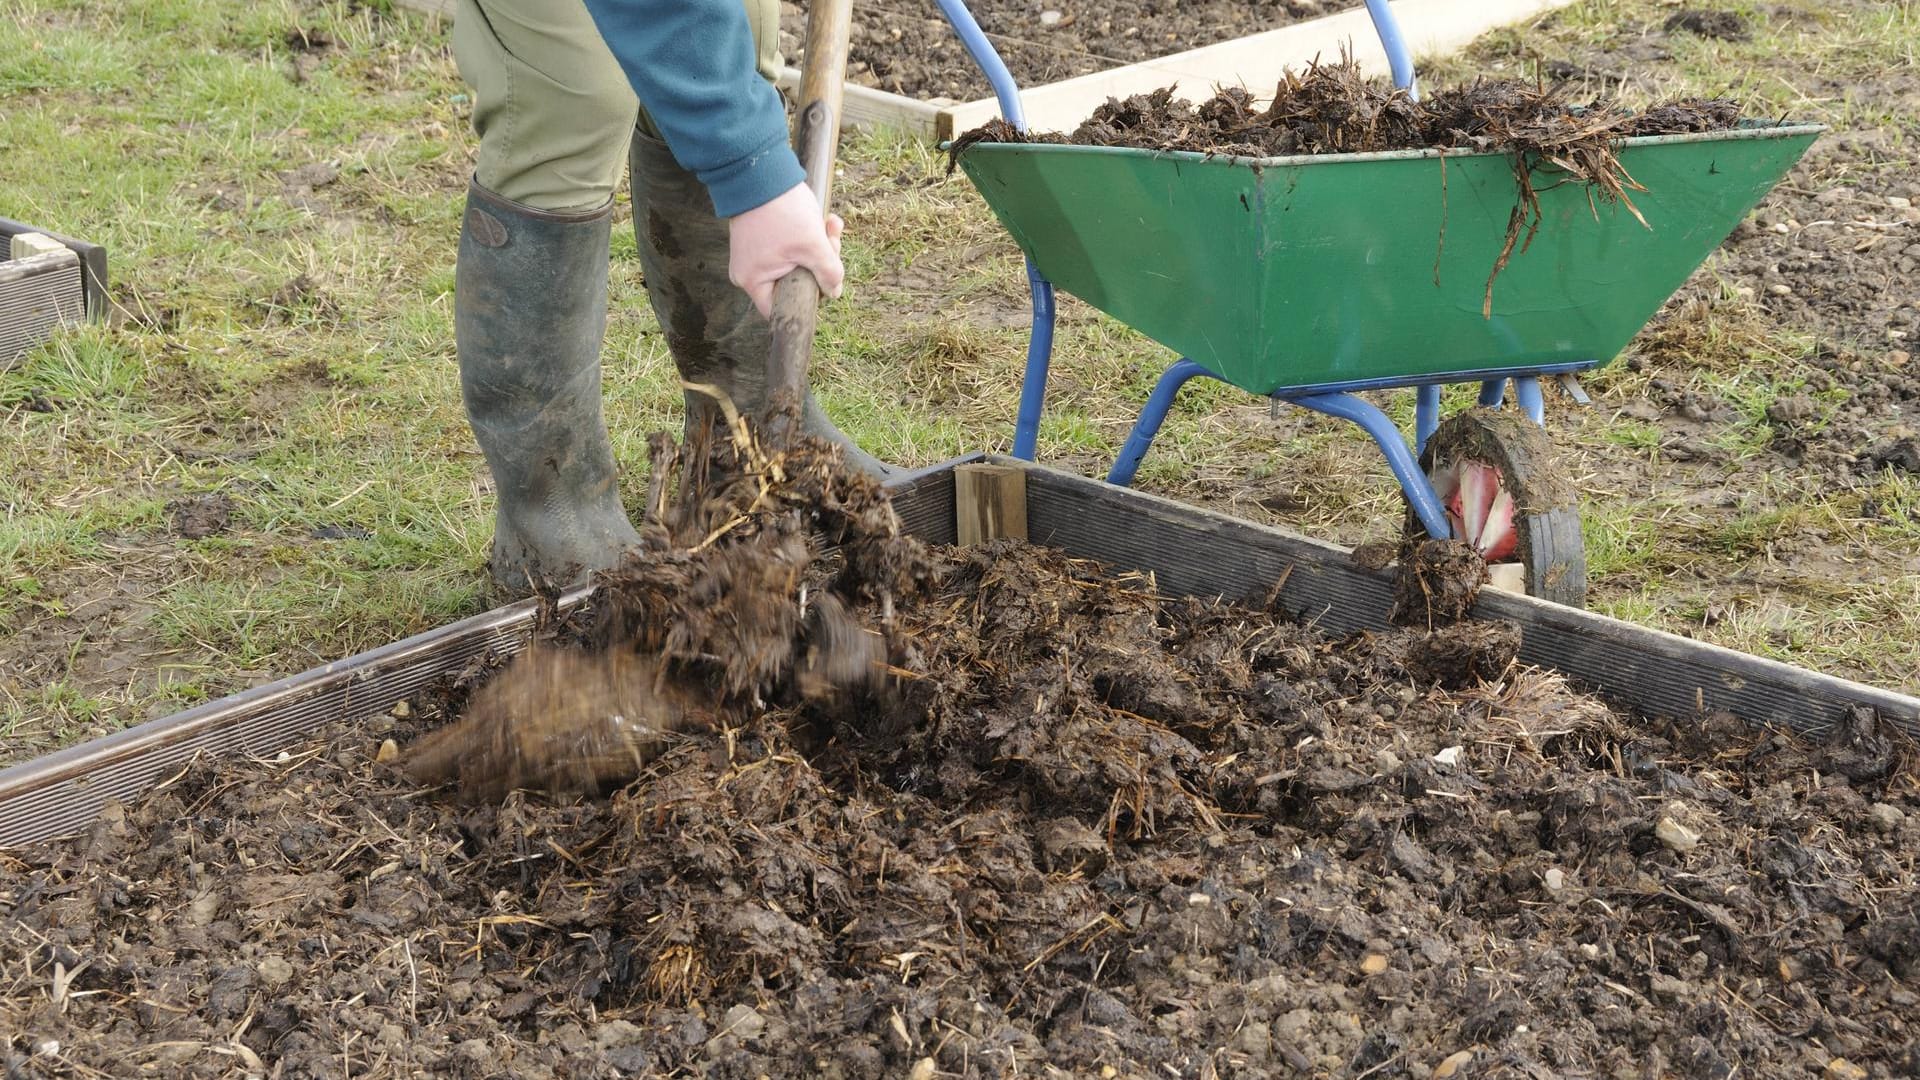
[955,122,1823,394]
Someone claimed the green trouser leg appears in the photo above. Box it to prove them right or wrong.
[628,128,895,477]
[450,0,893,581]
[456,181,643,592]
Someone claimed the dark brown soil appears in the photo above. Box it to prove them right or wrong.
[1661,9,1751,42]
[5,523,1918,1076]
[168,493,234,540]
[780,0,1354,103]
[1712,151,1920,431]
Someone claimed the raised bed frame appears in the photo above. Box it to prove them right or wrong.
[4,455,1915,850]
[1,217,109,368]
[387,0,1579,139]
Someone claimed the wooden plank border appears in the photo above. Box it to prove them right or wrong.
[776,68,940,137]
[1,216,109,325]
[384,0,1578,141]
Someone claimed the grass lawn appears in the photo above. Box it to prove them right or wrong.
[1,0,1915,763]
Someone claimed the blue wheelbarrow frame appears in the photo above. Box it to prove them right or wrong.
[926,0,1571,543]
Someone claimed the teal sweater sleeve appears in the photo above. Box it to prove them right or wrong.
[578,0,806,218]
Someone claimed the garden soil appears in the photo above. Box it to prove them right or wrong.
[5,446,1918,1076]
[781,0,1354,102]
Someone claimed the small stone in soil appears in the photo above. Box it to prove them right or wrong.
[595,1020,644,1049]
[1766,393,1815,424]
[717,1004,766,1041]
[1656,816,1702,852]
[1867,803,1906,832]
[1865,437,1920,475]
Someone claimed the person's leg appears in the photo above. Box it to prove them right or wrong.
[450,0,643,591]
[627,0,894,476]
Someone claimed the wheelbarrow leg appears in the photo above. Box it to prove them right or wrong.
[1475,376,1546,424]
[1415,384,1442,456]
[1107,358,1213,487]
[1288,392,1454,543]
[1514,375,1546,424]
[1012,263,1057,461]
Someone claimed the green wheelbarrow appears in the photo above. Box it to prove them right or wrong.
[933,0,1821,607]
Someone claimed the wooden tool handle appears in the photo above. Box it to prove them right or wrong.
[764,0,853,444]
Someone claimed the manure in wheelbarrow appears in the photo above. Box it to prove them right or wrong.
[950,56,1749,314]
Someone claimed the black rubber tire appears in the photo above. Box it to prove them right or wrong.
[1413,406,1588,608]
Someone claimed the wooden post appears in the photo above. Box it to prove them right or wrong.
[954,462,1027,545]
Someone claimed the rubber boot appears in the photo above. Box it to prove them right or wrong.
[456,179,644,593]
[627,129,896,478]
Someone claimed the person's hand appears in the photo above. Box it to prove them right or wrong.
[728,183,845,318]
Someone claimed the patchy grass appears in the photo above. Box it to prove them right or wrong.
[1,0,1916,762]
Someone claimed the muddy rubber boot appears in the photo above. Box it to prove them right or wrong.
[456,179,643,593]
[627,129,896,479]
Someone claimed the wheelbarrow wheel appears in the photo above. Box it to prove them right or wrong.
[1412,407,1587,607]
